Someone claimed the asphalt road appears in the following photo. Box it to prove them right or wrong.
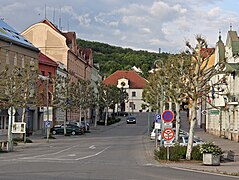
[0,112,237,180]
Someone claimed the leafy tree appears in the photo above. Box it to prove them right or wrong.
[76,38,170,78]
[98,83,118,125]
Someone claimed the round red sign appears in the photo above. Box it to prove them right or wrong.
[162,110,174,123]
[162,128,175,141]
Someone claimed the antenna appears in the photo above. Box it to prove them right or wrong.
[53,8,55,24]
[59,7,62,30]
[230,23,232,31]
[45,4,47,19]
[219,29,221,40]
[68,20,69,31]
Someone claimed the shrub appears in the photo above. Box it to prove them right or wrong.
[155,145,202,161]
[199,142,224,156]
[154,145,186,161]
[13,137,33,143]
[191,145,203,161]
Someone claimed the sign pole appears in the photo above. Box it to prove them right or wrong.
[167,147,169,161]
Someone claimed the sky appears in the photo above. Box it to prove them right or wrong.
[1,0,239,53]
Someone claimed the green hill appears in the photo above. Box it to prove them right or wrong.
[76,39,170,78]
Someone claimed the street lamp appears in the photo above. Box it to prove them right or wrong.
[39,75,50,142]
[153,59,164,148]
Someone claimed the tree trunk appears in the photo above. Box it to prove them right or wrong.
[94,105,99,128]
[105,107,108,126]
[21,107,26,142]
[186,100,197,160]
[175,102,181,142]
[78,105,82,131]
[84,110,87,131]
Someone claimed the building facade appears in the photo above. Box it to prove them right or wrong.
[103,70,147,113]
[21,18,94,122]
[207,30,239,142]
[0,19,39,135]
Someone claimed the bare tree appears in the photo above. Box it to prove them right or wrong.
[182,35,226,160]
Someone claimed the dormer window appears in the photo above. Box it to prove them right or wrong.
[117,78,129,88]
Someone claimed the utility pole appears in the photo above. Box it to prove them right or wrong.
[46,76,49,142]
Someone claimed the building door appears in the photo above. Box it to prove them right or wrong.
[27,110,34,133]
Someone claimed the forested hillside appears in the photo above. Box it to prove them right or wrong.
[76,39,170,78]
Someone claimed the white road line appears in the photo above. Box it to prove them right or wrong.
[75,146,110,160]
[21,145,79,159]
[89,145,96,149]
[19,146,110,161]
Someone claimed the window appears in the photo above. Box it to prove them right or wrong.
[21,55,25,68]
[42,71,45,76]
[6,50,9,64]
[129,102,135,109]
[132,91,136,97]
[14,52,17,66]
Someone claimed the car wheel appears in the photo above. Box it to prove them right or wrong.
[52,130,56,135]
[72,131,76,135]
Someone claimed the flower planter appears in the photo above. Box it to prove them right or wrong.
[203,153,220,166]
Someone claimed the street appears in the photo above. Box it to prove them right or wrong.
[0,112,237,180]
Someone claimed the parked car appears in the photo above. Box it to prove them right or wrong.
[67,121,90,132]
[126,116,136,124]
[150,128,162,141]
[178,135,204,146]
[50,124,83,135]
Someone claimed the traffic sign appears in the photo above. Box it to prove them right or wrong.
[162,110,174,123]
[164,141,174,147]
[162,128,175,141]
[45,120,50,128]
[155,114,161,122]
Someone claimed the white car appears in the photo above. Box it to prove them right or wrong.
[150,129,162,141]
[179,135,204,146]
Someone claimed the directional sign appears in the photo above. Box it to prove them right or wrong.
[162,128,175,141]
[162,110,174,123]
[155,114,161,122]
[45,120,51,128]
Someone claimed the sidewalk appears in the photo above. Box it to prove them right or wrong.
[162,128,239,176]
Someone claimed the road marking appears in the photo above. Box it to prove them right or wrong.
[19,146,110,161]
[68,154,76,157]
[21,145,79,159]
[89,145,96,149]
[75,146,110,160]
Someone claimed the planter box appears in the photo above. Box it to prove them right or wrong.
[203,153,220,166]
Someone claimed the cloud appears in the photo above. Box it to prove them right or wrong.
[1,0,239,53]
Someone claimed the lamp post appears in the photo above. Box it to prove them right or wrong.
[154,59,164,149]
[39,75,50,142]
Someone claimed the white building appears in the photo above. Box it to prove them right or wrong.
[103,70,147,113]
[207,30,239,142]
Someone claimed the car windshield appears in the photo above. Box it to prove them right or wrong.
[127,116,135,120]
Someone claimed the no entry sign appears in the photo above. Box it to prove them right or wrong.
[162,128,175,141]
[162,110,174,123]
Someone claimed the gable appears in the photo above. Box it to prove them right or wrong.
[103,70,147,89]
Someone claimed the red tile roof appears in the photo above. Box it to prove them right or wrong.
[103,70,147,89]
[200,48,215,58]
[39,53,58,67]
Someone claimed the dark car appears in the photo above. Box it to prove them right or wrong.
[50,124,83,135]
[68,121,90,132]
[126,116,136,124]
